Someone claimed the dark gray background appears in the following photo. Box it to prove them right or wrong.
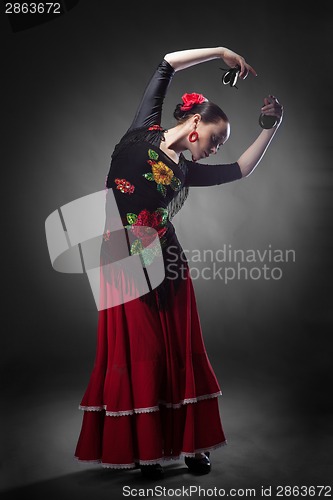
[1,1,332,498]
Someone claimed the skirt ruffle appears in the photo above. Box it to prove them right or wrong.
[74,262,227,468]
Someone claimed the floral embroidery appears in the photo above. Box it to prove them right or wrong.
[114,178,135,194]
[143,149,181,197]
[125,207,168,266]
[150,161,174,185]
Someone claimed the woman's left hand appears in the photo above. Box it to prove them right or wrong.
[261,95,284,126]
[221,48,257,79]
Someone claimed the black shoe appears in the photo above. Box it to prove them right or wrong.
[140,463,164,479]
[185,453,211,475]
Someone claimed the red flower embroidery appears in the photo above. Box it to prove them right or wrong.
[126,208,168,247]
[114,178,135,194]
[180,92,208,111]
[125,208,169,265]
[132,209,166,240]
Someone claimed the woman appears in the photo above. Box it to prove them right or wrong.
[74,46,283,479]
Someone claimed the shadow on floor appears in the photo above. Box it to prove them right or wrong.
[2,444,333,500]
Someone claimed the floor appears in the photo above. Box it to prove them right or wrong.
[1,380,332,500]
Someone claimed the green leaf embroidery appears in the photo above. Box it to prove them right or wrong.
[130,239,144,255]
[142,247,155,266]
[143,172,155,181]
[157,183,167,197]
[126,213,138,225]
[156,207,169,226]
[148,149,159,160]
[170,176,181,191]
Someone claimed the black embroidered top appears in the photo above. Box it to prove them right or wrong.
[103,59,242,309]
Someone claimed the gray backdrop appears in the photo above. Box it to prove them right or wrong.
[1,1,332,498]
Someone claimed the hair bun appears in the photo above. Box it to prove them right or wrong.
[173,99,228,125]
[173,103,186,121]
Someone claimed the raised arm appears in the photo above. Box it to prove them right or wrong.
[128,47,256,132]
[128,59,175,131]
[237,96,284,177]
[164,47,257,78]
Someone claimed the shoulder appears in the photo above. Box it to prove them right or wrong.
[111,125,166,160]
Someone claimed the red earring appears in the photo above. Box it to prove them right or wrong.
[189,131,199,143]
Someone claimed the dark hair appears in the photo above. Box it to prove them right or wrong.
[173,101,229,124]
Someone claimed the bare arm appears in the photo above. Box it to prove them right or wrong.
[238,128,278,178]
[164,47,257,78]
[237,96,284,178]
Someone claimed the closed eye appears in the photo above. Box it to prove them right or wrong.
[211,136,222,150]
[211,136,219,146]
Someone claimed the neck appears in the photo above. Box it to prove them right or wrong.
[162,124,188,156]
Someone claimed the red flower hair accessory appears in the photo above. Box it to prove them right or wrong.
[180,92,208,111]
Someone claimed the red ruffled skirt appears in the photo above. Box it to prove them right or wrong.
[74,261,227,469]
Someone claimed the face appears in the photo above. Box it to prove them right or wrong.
[189,116,230,162]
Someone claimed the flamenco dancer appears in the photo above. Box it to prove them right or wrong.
[74,46,283,479]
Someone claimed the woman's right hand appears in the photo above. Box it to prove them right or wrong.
[221,47,257,79]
